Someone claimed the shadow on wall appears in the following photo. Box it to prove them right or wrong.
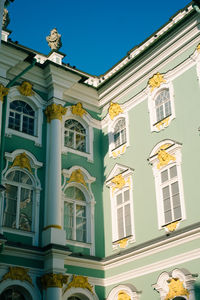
[194,283,200,299]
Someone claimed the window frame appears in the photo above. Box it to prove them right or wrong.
[5,86,44,146]
[148,82,175,132]
[149,141,185,230]
[64,119,87,153]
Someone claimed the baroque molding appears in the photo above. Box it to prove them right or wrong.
[68,169,87,188]
[165,278,189,300]
[45,103,67,122]
[156,117,170,131]
[111,174,131,195]
[108,102,123,120]
[11,152,32,173]
[64,275,94,294]
[0,84,9,102]
[0,266,33,286]
[71,102,87,117]
[18,81,34,97]
[41,273,68,289]
[157,148,176,169]
[148,73,166,92]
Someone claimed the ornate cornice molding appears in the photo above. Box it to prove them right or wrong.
[45,103,67,122]
[41,273,68,289]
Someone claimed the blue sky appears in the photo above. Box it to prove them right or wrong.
[7,0,190,76]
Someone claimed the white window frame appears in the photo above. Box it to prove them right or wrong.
[62,108,94,162]
[108,112,129,158]
[149,140,186,230]
[148,82,175,132]
[1,149,43,246]
[107,284,140,300]
[62,166,96,255]
[5,86,44,147]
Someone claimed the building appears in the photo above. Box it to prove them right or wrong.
[0,1,200,299]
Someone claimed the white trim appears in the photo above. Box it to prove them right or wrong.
[5,86,45,147]
[107,284,140,300]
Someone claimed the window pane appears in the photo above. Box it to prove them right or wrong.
[116,193,122,205]
[161,170,168,183]
[162,186,170,200]
[3,184,17,229]
[170,166,177,179]
[124,190,130,202]
[117,207,124,239]
[163,198,171,212]
[76,134,86,152]
[64,130,74,148]
[113,118,126,149]
[125,204,132,236]
[76,205,86,242]
[174,206,182,220]
[64,203,73,240]
[64,120,86,152]
[164,210,172,224]
[164,100,171,117]
[19,188,33,231]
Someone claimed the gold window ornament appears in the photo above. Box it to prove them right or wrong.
[148,73,166,92]
[0,83,9,102]
[0,266,33,286]
[18,81,34,96]
[68,169,87,188]
[165,278,189,300]
[108,102,123,120]
[118,291,131,300]
[64,275,94,294]
[157,148,176,169]
[11,152,32,173]
[71,102,87,117]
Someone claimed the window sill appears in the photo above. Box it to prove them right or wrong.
[62,147,93,162]
[162,219,182,233]
[66,239,92,249]
[152,114,174,132]
[3,227,35,237]
[111,142,128,158]
[5,128,41,147]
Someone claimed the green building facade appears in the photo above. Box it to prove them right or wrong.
[0,1,200,299]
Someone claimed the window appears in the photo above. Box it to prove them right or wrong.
[8,100,35,136]
[64,119,86,152]
[3,170,33,232]
[113,118,126,149]
[115,188,132,240]
[64,186,87,243]
[149,140,185,230]
[0,285,32,300]
[155,89,171,123]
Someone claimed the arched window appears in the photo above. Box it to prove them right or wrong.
[113,118,126,149]
[8,100,35,136]
[68,297,82,300]
[155,89,171,123]
[64,186,87,242]
[64,120,86,152]
[0,285,32,300]
[3,170,33,232]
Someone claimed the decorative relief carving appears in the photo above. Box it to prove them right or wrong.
[197,43,200,52]
[64,275,93,294]
[71,102,86,117]
[157,148,176,169]
[112,145,126,158]
[156,117,169,131]
[11,152,32,173]
[148,73,166,92]
[165,221,179,232]
[0,84,9,102]
[111,174,131,195]
[18,81,34,97]
[68,169,87,188]
[1,266,33,285]
[117,238,129,249]
[41,273,68,289]
[165,278,189,300]
[46,28,62,51]
[118,291,131,300]
[45,103,67,122]
[108,102,123,120]
[2,8,10,29]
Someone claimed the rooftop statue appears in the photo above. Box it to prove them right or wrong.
[46,28,62,51]
[2,8,10,29]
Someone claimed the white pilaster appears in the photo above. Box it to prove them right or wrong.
[46,287,61,300]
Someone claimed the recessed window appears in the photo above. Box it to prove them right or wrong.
[64,186,87,242]
[113,118,126,149]
[8,100,35,136]
[64,119,86,152]
[155,89,171,123]
[3,170,33,232]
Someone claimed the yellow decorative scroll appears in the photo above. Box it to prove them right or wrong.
[156,117,169,131]
[45,103,67,122]
[166,221,179,232]
[71,102,86,117]
[64,275,93,294]
[165,278,189,300]
[41,273,68,289]
[117,238,129,249]
[11,152,32,173]
[68,169,87,188]
[148,73,166,92]
[43,224,62,231]
[157,149,176,169]
[108,102,123,120]
[112,145,126,158]
[111,174,126,189]
[0,84,9,102]
[1,266,33,285]
[118,291,131,300]
[18,81,34,96]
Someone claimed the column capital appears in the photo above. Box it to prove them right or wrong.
[0,83,9,102]
[45,103,67,122]
[41,273,68,289]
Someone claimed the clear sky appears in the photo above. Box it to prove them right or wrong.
[7,0,190,76]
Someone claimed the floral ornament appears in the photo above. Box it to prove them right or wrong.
[0,84,9,102]
[108,102,123,120]
[148,73,166,92]
[71,102,87,117]
[18,81,34,96]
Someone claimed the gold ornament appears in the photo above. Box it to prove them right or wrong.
[118,291,131,300]
[68,169,87,188]
[71,102,87,117]
[157,149,176,169]
[45,103,67,122]
[197,43,200,52]
[165,278,189,300]
[41,273,68,289]
[117,238,129,249]
[166,221,179,232]
[64,275,93,294]
[18,81,34,96]
[112,145,126,158]
[0,84,9,102]
[108,102,123,120]
[11,152,32,173]
[111,174,126,189]
[1,266,33,285]
[156,117,169,131]
[148,73,166,92]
